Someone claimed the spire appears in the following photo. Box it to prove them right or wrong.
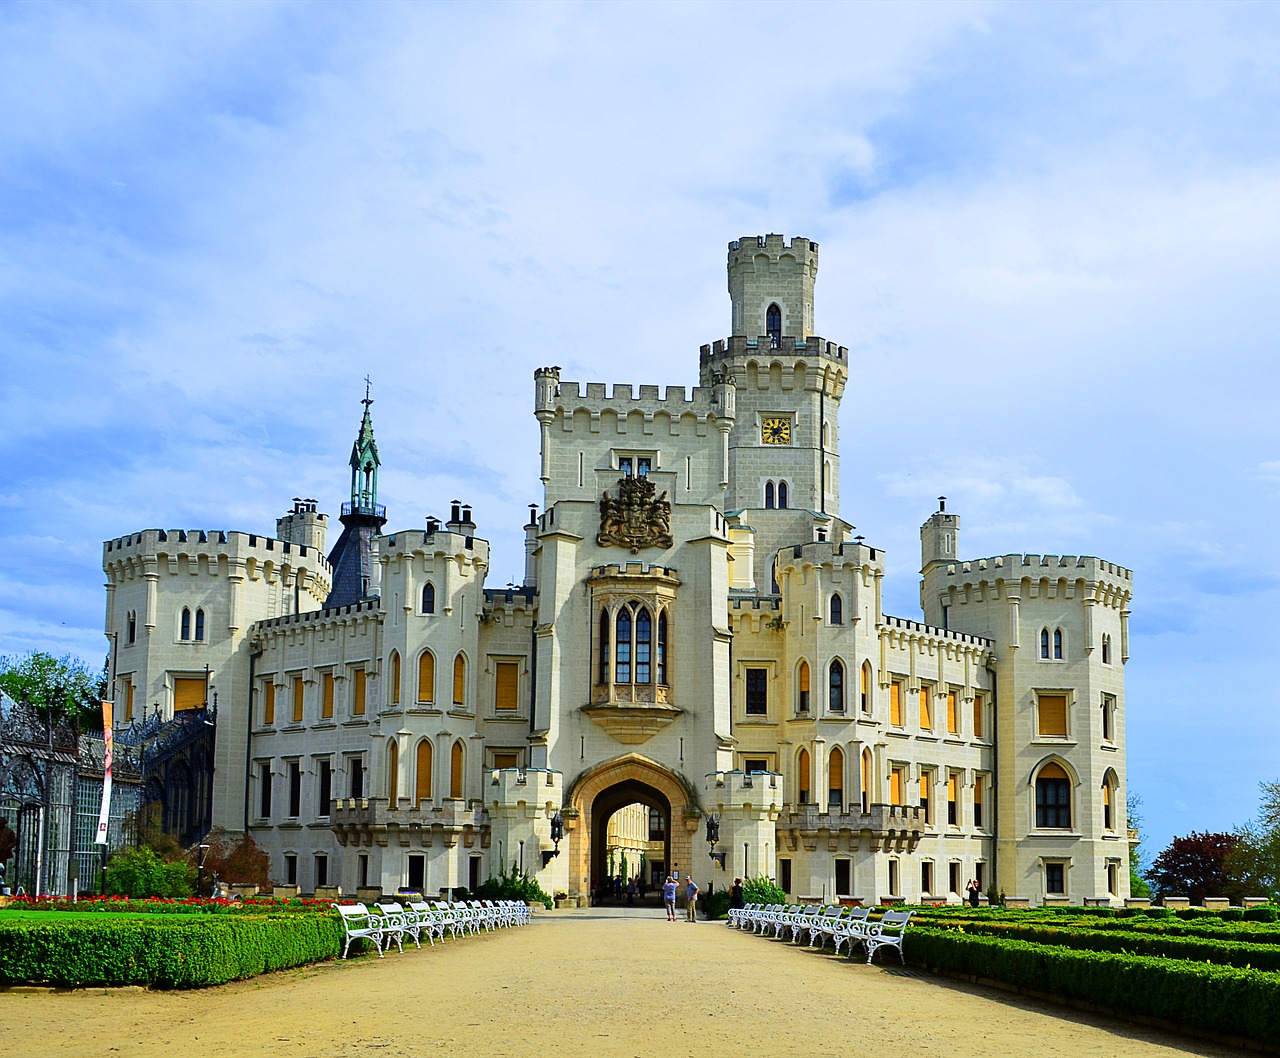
[326,384,388,609]
[349,376,381,515]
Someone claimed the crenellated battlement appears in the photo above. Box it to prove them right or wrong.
[727,233,817,258]
[104,528,332,574]
[728,593,781,611]
[699,334,846,366]
[944,553,1132,583]
[775,538,885,573]
[881,613,993,648]
[254,597,381,632]
[380,527,488,560]
[587,562,681,583]
[487,766,563,806]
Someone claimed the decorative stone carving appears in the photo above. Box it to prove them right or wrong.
[597,476,672,552]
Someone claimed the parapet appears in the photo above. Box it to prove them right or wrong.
[103,528,332,576]
[775,538,885,574]
[487,767,563,806]
[942,553,1132,583]
[727,234,818,259]
[699,335,847,368]
[880,613,993,648]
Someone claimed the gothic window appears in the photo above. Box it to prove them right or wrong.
[797,748,811,803]
[1053,628,1064,660]
[415,740,433,804]
[745,668,768,715]
[828,658,845,712]
[861,749,872,812]
[657,610,668,684]
[180,607,191,640]
[797,660,810,713]
[422,582,435,614]
[1035,762,1072,828]
[450,740,464,799]
[860,661,872,713]
[127,611,137,644]
[194,608,205,641]
[1040,628,1050,659]
[417,651,435,704]
[1102,773,1116,831]
[766,303,782,347]
[386,739,399,802]
[829,746,845,809]
[1101,633,1112,664]
[777,481,789,509]
[829,593,843,625]
[635,607,652,684]
[598,609,610,682]
[765,481,775,509]
[615,606,632,683]
[452,654,466,706]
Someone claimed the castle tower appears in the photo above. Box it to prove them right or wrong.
[701,235,849,589]
[277,498,328,553]
[325,389,388,608]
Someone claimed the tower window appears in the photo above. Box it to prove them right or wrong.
[828,658,845,712]
[1102,634,1112,664]
[797,659,810,713]
[777,481,788,509]
[1053,628,1064,660]
[180,607,191,641]
[194,608,205,642]
[829,594,843,625]
[657,610,668,685]
[422,582,435,614]
[1040,628,1050,659]
[1035,763,1071,829]
[766,303,781,348]
[765,481,775,509]
[126,611,137,644]
[745,668,768,715]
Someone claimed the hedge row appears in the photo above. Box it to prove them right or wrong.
[916,920,1280,971]
[0,913,345,988]
[916,910,1280,947]
[908,929,1280,1047]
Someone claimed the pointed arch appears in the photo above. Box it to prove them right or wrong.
[828,658,845,712]
[1034,759,1073,829]
[194,608,205,641]
[797,747,811,804]
[416,650,435,704]
[829,746,845,810]
[449,739,465,799]
[860,661,872,713]
[1040,627,1051,659]
[829,593,843,625]
[389,650,401,705]
[1053,627,1064,660]
[777,481,788,509]
[598,607,611,682]
[615,607,632,683]
[635,606,652,684]
[415,739,433,804]
[766,302,782,346]
[657,609,668,685]
[180,607,191,640]
[765,481,775,508]
[385,738,399,802]
[1101,767,1120,832]
[797,659,810,713]
[452,653,466,705]
[422,582,436,614]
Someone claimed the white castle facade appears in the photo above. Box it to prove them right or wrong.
[102,235,1133,905]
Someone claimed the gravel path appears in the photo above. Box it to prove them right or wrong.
[4,906,1240,1057]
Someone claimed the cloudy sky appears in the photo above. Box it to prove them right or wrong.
[2,0,1277,859]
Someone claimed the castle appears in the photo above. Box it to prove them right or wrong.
[102,234,1133,904]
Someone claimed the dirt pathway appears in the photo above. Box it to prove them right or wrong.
[3,907,1239,1058]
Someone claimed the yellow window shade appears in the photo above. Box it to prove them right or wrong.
[798,749,811,794]
[122,677,134,722]
[861,750,871,793]
[353,669,366,716]
[453,654,466,705]
[417,652,435,703]
[974,778,984,805]
[391,652,401,705]
[386,740,398,801]
[973,695,984,738]
[450,741,464,798]
[919,774,929,801]
[493,752,519,769]
[1039,761,1069,781]
[495,662,519,710]
[890,768,904,805]
[415,741,433,803]
[1038,694,1068,736]
[262,680,275,724]
[946,691,957,733]
[919,687,932,730]
[890,682,903,726]
[322,673,334,719]
[292,676,304,723]
[799,661,810,692]
[174,677,205,712]
[829,747,844,793]
[948,774,958,802]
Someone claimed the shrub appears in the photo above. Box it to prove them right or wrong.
[742,875,785,906]
[104,846,196,899]
[472,862,552,908]
[702,889,731,920]
[1245,906,1279,922]
[200,829,270,889]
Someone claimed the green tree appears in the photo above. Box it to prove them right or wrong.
[1227,780,1280,901]
[0,651,106,727]
[1145,831,1239,904]
[1127,794,1152,898]
[104,845,196,898]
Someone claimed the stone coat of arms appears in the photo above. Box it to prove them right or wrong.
[597,476,673,552]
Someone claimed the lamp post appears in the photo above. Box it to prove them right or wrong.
[705,813,723,869]
[196,843,210,899]
[744,842,749,877]
[543,811,564,868]
[518,839,524,877]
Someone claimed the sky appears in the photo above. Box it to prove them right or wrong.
[2,0,1277,861]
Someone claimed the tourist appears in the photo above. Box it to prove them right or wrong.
[685,875,700,922]
[627,877,636,904]
[966,879,981,908]
[729,877,745,911]
[662,875,677,921]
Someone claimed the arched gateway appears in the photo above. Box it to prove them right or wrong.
[565,754,698,898]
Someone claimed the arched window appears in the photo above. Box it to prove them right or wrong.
[777,481,788,509]
[657,610,668,685]
[194,609,205,641]
[828,659,845,712]
[415,740,433,804]
[180,607,191,640]
[1035,762,1071,829]
[615,607,632,683]
[1040,628,1050,659]
[449,740,464,799]
[765,481,775,509]
[389,651,401,705]
[766,303,782,347]
[386,739,399,802]
[417,651,435,704]
[829,746,845,810]
[830,593,843,625]
[1053,628,1063,660]
[635,607,652,684]
[127,611,137,644]
[860,749,872,812]
[1102,634,1112,664]
[797,660,810,713]
[797,748,811,803]
[452,654,466,705]
[1102,770,1119,831]
[598,608,611,682]
[860,661,872,713]
[422,582,435,614]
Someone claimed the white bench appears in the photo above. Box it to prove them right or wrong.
[858,909,913,965]
[827,906,873,956]
[337,902,387,959]
[374,902,409,954]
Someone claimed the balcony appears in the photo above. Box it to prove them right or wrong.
[330,796,487,850]
[777,802,926,852]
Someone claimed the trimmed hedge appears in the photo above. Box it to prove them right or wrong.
[0,913,344,988]
[909,929,1280,1048]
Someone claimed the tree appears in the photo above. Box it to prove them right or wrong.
[1226,780,1280,901]
[0,651,106,727]
[1145,831,1239,905]
[1127,794,1152,898]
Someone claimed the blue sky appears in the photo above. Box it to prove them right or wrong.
[2,0,1277,860]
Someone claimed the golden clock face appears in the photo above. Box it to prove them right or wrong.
[761,417,791,445]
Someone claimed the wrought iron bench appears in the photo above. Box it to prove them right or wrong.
[856,909,913,965]
[337,902,387,959]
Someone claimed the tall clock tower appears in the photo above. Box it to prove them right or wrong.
[699,234,849,587]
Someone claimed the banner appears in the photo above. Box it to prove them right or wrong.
[94,699,113,845]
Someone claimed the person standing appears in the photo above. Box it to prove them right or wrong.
[685,875,700,922]
[729,877,745,911]
[662,875,678,921]
[966,879,982,908]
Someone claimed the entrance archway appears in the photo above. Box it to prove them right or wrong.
[592,779,667,901]
[565,754,698,903]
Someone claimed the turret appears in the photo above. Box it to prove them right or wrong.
[921,497,960,574]
[326,388,388,609]
[727,234,819,342]
[277,498,328,553]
